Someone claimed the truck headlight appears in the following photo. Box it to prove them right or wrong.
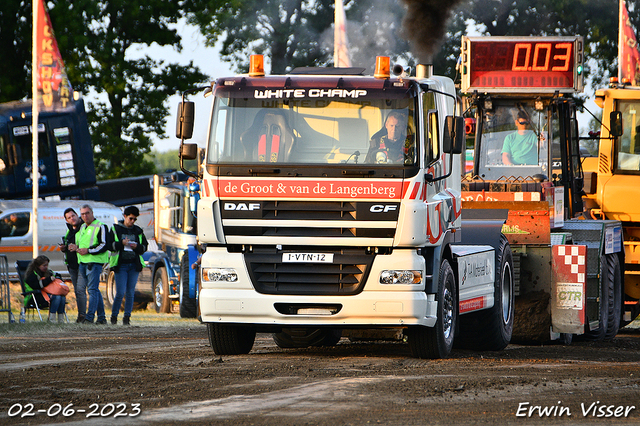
[379,270,422,284]
[202,268,238,282]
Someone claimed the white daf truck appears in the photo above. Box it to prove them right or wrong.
[175,56,515,358]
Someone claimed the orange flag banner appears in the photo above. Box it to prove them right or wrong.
[621,1,640,85]
[36,0,74,110]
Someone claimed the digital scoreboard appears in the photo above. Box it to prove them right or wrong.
[460,36,584,94]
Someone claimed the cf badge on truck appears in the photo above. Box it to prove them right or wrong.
[356,202,400,220]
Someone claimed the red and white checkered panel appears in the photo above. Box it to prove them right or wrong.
[555,245,586,284]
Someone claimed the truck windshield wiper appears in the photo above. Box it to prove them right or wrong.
[248,168,281,175]
[343,150,361,164]
[341,169,374,176]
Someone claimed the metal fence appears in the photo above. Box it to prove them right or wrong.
[0,255,14,322]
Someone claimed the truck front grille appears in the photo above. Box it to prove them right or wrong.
[225,226,393,238]
[221,200,399,239]
[244,248,375,295]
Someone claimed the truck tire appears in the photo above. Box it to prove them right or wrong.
[105,270,116,309]
[456,234,514,351]
[605,254,622,340]
[583,255,612,341]
[106,269,147,311]
[153,267,170,314]
[272,328,342,348]
[207,323,256,355]
[408,259,457,359]
[179,254,198,318]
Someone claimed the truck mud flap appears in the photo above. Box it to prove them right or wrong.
[187,245,199,299]
[458,207,508,251]
[551,245,587,334]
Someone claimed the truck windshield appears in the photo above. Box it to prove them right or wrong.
[476,100,550,180]
[207,93,416,166]
[617,100,640,172]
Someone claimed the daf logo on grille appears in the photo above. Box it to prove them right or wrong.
[224,202,261,211]
[370,205,398,213]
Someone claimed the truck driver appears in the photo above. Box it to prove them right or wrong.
[365,110,413,164]
[501,110,538,165]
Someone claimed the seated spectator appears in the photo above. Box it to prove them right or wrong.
[24,255,67,322]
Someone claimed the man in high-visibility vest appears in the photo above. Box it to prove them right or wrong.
[59,208,86,323]
[76,204,110,324]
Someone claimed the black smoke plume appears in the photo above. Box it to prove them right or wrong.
[401,0,463,63]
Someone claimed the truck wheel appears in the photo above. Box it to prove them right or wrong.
[315,329,342,347]
[456,234,514,351]
[153,267,170,314]
[273,328,342,348]
[197,276,202,321]
[273,330,306,348]
[179,254,198,318]
[408,259,457,359]
[105,270,116,309]
[559,333,573,345]
[207,323,255,355]
[605,254,622,340]
[583,255,612,341]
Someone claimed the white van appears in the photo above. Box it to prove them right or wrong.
[0,200,122,278]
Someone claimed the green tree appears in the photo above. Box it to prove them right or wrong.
[149,149,181,172]
[0,1,31,101]
[190,0,337,73]
[1,0,209,179]
[147,149,202,175]
[343,0,413,71]
[52,0,209,179]
[432,10,468,80]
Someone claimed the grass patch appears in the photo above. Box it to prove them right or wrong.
[1,281,201,331]
[0,307,201,336]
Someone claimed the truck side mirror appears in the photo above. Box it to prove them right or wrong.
[180,143,198,160]
[176,101,195,140]
[443,116,464,154]
[197,147,206,177]
[610,111,623,137]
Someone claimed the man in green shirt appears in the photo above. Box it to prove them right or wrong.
[502,111,539,165]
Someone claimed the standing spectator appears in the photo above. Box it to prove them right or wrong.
[59,208,86,323]
[109,206,148,325]
[25,255,67,322]
[76,204,109,324]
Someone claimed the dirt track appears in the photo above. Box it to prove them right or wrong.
[1,319,640,426]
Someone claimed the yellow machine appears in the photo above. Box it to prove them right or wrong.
[583,81,640,322]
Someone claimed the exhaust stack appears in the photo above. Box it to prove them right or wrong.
[416,64,433,79]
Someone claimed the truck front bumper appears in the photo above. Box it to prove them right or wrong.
[200,288,437,328]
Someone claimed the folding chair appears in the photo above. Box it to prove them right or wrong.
[16,260,48,322]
